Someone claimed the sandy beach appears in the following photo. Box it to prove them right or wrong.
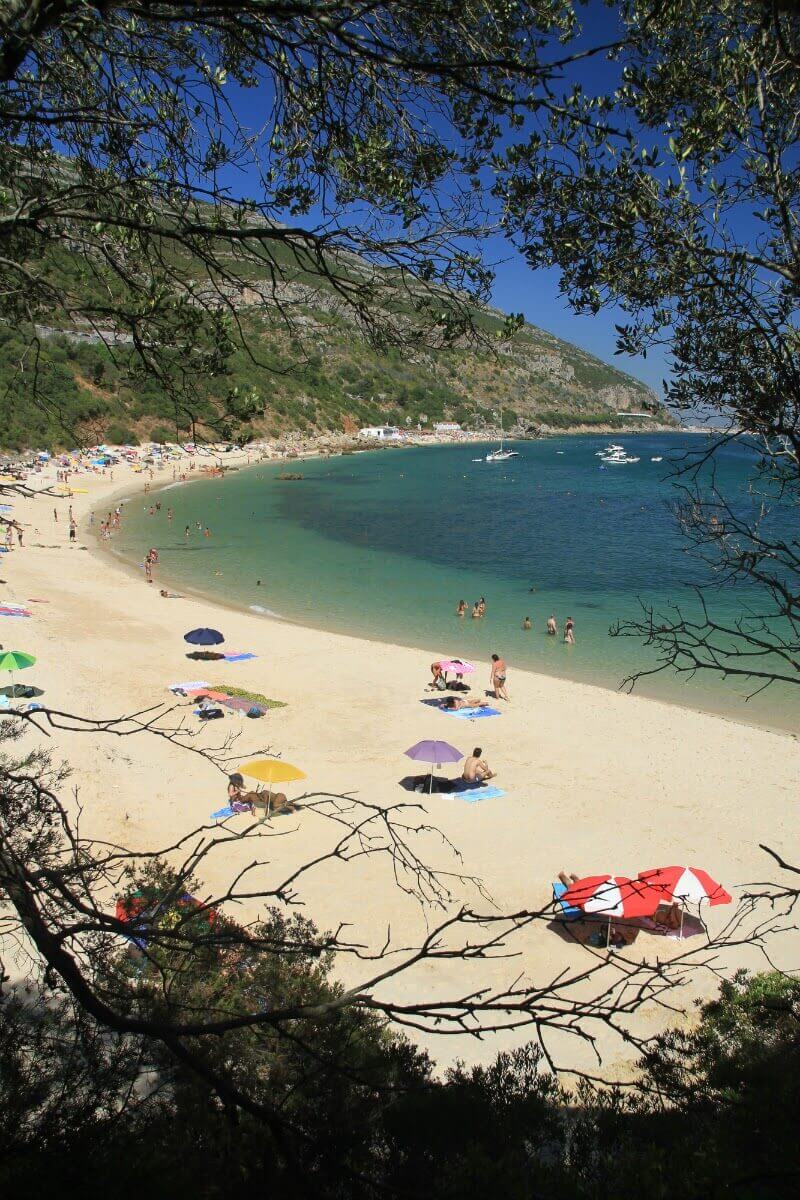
[2,458,798,1077]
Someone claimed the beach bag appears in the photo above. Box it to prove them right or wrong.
[434,675,447,691]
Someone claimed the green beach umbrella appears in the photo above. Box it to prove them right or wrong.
[0,649,36,694]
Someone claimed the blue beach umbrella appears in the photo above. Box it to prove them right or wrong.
[184,628,225,646]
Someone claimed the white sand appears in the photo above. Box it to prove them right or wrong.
[2,460,798,1076]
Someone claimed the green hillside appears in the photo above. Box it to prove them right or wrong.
[0,240,668,451]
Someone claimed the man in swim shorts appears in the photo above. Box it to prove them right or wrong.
[462,747,495,784]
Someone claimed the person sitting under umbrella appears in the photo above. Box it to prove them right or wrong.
[462,747,496,785]
[227,774,296,820]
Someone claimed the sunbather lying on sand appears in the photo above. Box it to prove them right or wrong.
[439,695,488,710]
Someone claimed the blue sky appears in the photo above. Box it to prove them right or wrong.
[218,2,672,396]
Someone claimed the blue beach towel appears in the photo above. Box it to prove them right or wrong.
[457,785,505,802]
[211,805,237,821]
[224,652,257,662]
[552,880,581,920]
[447,706,501,719]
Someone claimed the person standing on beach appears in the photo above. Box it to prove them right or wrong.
[184,525,190,539]
[144,550,154,583]
[53,507,58,523]
[68,517,77,544]
[490,653,509,701]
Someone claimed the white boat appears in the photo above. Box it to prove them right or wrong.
[485,408,519,462]
[595,443,624,456]
[600,448,639,464]
[651,456,663,462]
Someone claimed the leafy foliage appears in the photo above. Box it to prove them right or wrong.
[500,0,800,696]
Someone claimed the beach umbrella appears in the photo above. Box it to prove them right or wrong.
[184,627,225,646]
[239,759,306,785]
[560,874,661,946]
[438,659,475,676]
[637,866,732,935]
[238,758,306,816]
[404,739,464,793]
[0,649,36,694]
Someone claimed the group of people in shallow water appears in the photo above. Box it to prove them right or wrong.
[542,613,575,644]
[456,597,575,644]
[456,597,486,620]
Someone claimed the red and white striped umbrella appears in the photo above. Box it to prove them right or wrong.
[560,874,661,920]
[637,866,732,907]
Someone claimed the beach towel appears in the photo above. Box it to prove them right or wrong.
[211,805,237,821]
[211,803,251,821]
[0,609,31,617]
[169,680,209,692]
[445,707,501,719]
[219,696,265,715]
[456,785,505,802]
[186,688,232,702]
[223,652,257,662]
[552,880,581,920]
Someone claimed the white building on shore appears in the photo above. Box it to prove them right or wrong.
[358,426,402,441]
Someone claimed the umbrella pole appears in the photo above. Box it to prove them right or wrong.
[607,917,611,948]
[680,905,685,939]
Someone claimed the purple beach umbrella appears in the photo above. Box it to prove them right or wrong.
[404,739,464,793]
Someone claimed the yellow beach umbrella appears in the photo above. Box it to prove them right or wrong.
[239,759,306,785]
[238,759,306,818]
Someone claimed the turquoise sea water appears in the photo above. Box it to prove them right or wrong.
[112,433,799,733]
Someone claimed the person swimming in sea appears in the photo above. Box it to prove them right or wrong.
[564,617,575,644]
[471,603,480,619]
[547,614,557,635]
[456,599,466,617]
[522,616,532,630]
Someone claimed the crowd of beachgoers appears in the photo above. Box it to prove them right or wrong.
[1,434,797,1074]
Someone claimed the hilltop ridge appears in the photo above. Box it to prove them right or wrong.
[0,230,671,450]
